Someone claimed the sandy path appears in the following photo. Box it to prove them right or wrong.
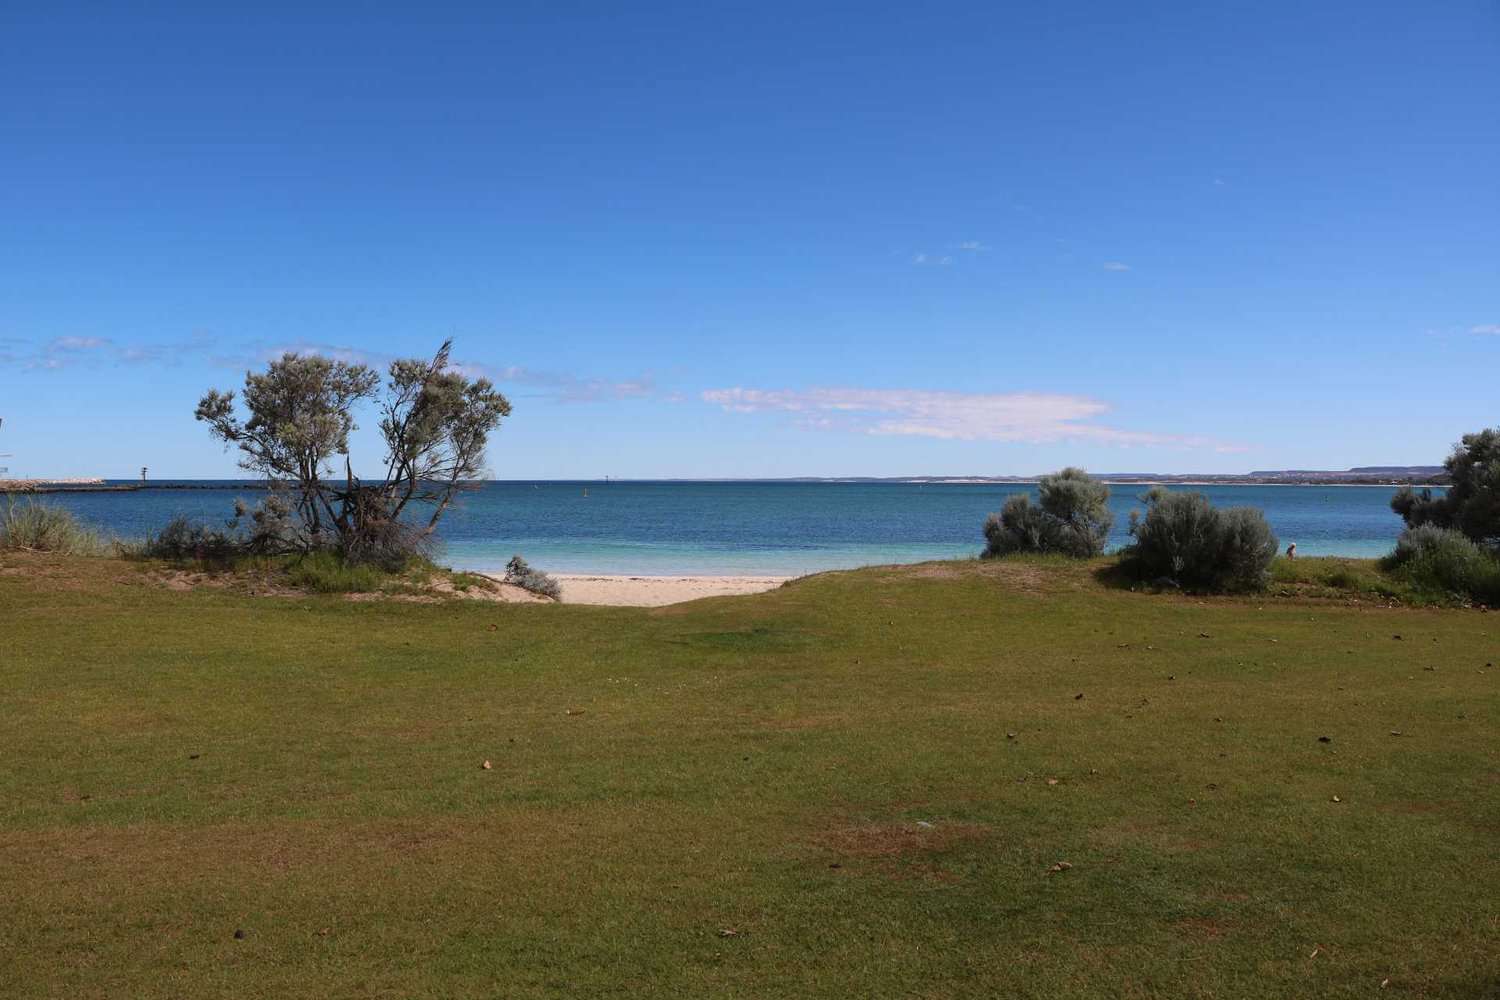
[554,574,790,606]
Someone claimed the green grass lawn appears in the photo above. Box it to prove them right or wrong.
[2,553,1496,998]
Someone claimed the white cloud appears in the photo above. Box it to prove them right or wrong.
[957,240,990,251]
[1102,261,1131,272]
[702,386,1237,450]
[912,253,928,265]
[1470,324,1500,335]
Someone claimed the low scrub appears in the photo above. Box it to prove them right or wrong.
[1122,487,1278,591]
[1382,524,1500,605]
[139,515,244,563]
[137,514,437,594]
[0,501,106,555]
[982,468,1112,558]
[504,555,562,600]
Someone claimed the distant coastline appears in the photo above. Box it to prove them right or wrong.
[1,466,1449,493]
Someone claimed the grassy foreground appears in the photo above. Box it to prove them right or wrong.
[1,554,1496,999]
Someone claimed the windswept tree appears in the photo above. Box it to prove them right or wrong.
[196,341,510,563]
[195,354,378,544]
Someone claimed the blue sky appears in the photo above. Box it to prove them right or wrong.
[2,1,1496,479]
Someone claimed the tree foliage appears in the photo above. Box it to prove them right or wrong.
[1391,428,1500,548]
[1123,487,1278,591]
[982,468,1113,558]
[196,341,510,564]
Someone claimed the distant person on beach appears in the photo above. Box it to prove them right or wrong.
[1286,542,1296,559]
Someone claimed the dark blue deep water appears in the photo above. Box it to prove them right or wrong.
[36,480,1420,575]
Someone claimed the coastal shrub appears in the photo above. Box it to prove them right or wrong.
[232,495,302,555]
[0,500,105,555]
[141,515,243,562]
[983,495,1054,556]
[504,555,562,600]
[1215,507,1283,592]
[1382,524,1500,605]
[982,468,1112,558]
[1123,487,1278,591]
[1390,427,1500,548]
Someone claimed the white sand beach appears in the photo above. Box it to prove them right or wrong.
[554,574,790,606]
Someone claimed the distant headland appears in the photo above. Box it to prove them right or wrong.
[0,466,1449,493]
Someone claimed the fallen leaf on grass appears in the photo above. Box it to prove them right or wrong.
[481,760,492,770]
[718,928,738,938]
[1045,778,1059,786]
[1046,861,1072,874]
[1331,795,1341,802]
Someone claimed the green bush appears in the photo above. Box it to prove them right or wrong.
[1382,525,1500,605]
[1123,487,1278,591]
[982,468,1112,558]
[0,501,106,555]
[504,555,561,600]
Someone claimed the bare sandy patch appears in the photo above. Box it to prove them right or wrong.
[532,574,790,607]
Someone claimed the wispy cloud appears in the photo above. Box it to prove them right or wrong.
[49,336,110,352]
[702,386,1241,451]
[1,333,658,404]
[260,341,658,402]
[1469,324,1500,335]
[956,240,990,252]
[1,335,119,370]
[1102,261,1131,272]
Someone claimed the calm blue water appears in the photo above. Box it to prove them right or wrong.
[32,480,1421,575]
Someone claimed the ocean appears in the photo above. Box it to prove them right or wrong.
[29,480,1423,576]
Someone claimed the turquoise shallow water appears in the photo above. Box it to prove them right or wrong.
[40,481,1422,575]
